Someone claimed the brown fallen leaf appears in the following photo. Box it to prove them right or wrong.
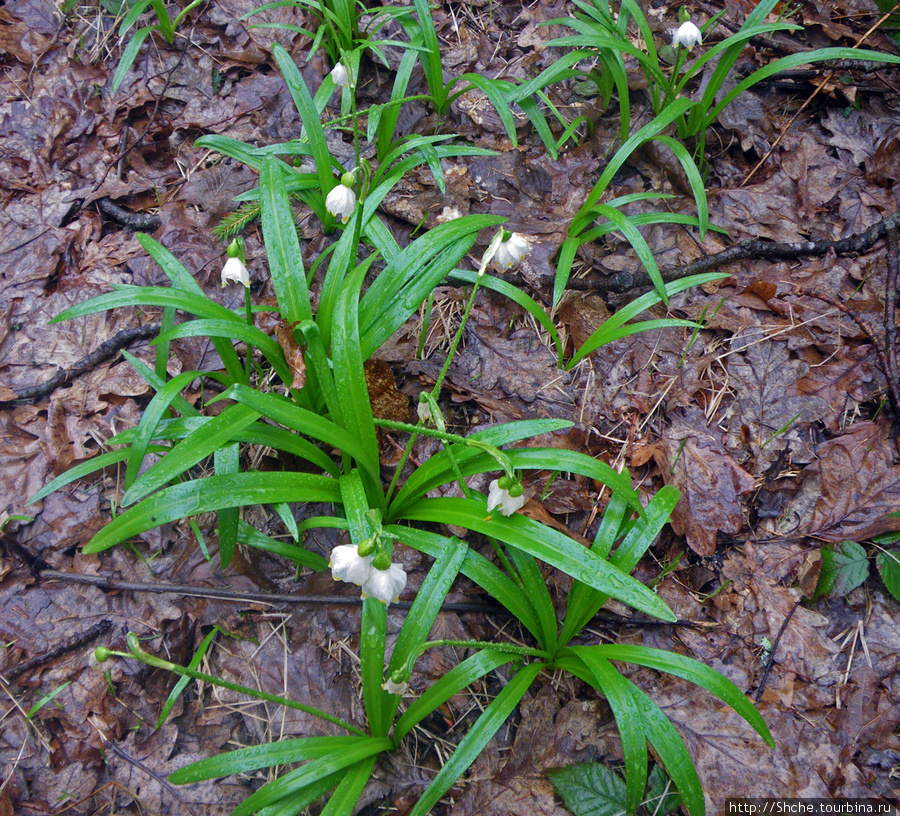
[659,408,756,556]
[274,320,307,391]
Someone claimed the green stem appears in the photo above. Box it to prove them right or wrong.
[122,634,367,737]
[432,276,481,397]
[243,286,254,386]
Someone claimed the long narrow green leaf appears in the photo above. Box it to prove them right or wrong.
[220,384,375,481]
[271,44,338,196]
[238,520,328,572]
[592,203,666,303]
[588,643,774,747]
[566,273,728,370]
[389,526,544,640]
[155,319,292,387]
[121,403,261,507]
[559,486,679,646]
[83,472,339,554]
[407,663,543,816]
[319,756,377,816]
[214,442,240,568]
[398,497,674,621]
[571,651,648,814]
[260,156,313,326]
[332,266,381,504]
[156,627,223,729]
[391,446,637,519]
[231,739,391,816]
[124,370,203,491]
[506,546,557,652]
[384,538,468,724]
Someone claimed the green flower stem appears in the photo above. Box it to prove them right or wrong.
[432,276,481,397]
[243,285,254,386]
[374,418,513,478]
[423,391,474,500]
[120,634,367,737]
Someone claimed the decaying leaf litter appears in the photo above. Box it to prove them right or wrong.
[1,0,899,813]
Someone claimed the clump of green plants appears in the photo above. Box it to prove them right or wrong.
[34,2,865,813]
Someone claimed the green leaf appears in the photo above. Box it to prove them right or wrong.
[169,735,385,783]
[407,662,543,816]
[815,540,869,598]
[121,403,261,507]
[111,26,152,92]
[260,156,314,326]
[547,762,627,816]
[398,497,675,621]
[231,739,391,816]
[583,644,774,748]
[83,472,340,554]
[215,443,240,568]
[156,627,223,729]
[568,652,647,813]
[389,526,545,641]
[876,549,900,603]
[645,764,682,815]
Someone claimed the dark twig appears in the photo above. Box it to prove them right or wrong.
[754,599,801,703]
[0,323,162,408]
[96,198,162,232]
[40,570,705,629]
[565,213,900,295]
[2,619,113,683]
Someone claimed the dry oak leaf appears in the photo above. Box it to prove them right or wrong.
[660,409,756,556]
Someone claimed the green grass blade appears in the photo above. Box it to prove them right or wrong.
[589,643,774,748]
[231,740,391,816]
[238,520,328,572]
[214,442,240,568]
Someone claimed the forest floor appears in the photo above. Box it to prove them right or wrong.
[1,0,899,814]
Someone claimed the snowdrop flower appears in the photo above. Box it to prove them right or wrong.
[417,398,434,425]
[325,173,356,223]
[487,478,526,517]
[330,61,351,88]
[382,675,409,695]
[361,562,407,605]
[494,232,529,269]
[329,544,373,587]
[221,256,250,288]
[672,21,702,50]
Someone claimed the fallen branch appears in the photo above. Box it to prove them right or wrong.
[0,323,161,408]
[567,212,900,294]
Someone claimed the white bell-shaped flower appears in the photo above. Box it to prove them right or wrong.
[361,562,407,605]
[329,544,373,587]
[221,256,250,288]
[494,232,529,269]
[330,62,351,88]
[486,479,526,517]
[382,677,409,695]
[325,183,356,224]
[417,399,434,425]
[672,21,702,50]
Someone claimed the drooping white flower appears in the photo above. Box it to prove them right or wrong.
[494,232,529,269]
[330,62,351,88]
[329,544,373,587]
[361,562,407,605]
[325,182,356,224]
[382,677,409,695]
[672,21,702,50]
[486,479,526,517]
[417,400,434,425]
[221,256,250,288]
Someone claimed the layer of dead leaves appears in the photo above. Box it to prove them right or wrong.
[1,0,899,814]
